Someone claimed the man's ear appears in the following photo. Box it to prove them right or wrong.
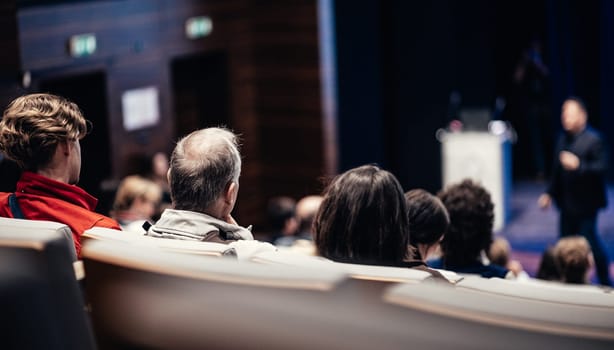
[166,168,172,184]
[225,181,238,205]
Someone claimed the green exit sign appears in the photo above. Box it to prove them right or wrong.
[185,16,213,39]
[68,33,96,58]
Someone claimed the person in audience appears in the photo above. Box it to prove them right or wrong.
[267,196,298,246]
[295,195,323,240]
[149,151,172,217]
[0,93,121,255]
[150,152,171,192]
[488,236,528,279]
[146,127,253,243]
[314,166,449,281]
[131,151,172,220]
[314,165,410,267]
[111,175,162,233]
[279,195,323,255]
[405,189,449,264]
[553,236,594,284]
[536,246,561,281]
[429,179,512,279]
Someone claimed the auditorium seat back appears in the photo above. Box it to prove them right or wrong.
[384,282,614,342]
[81,239,349,348]
[82,238,613,349]
[457,275,614,308]
[0,217,95,350]
[251,250,435,283]
[0,216,76,260]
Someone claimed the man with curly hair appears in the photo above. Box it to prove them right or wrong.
[0,93,120,256]
[428,179,512,278]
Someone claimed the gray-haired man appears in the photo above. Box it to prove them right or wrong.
[146,127,253,243]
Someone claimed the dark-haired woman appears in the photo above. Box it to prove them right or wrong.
[314,165,448,282]
[405,189,449,264]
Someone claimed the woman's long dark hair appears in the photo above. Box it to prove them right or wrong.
[405,189,449,247]
[314,165,410,266]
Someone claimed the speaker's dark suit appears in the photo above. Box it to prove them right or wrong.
[546,126,611,285]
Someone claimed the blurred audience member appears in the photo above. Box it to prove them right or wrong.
[295,195,323,240]
[279,195,323,255]
[272,195,325,248]
[314,165,410,267]
[553,236,594,284]
[488,237,528,279]
[405,189,449,263]
[0,93,120,255]
[129,151,172,220]
[111,175,162,233]
[142,151,172,220]
[146,127,253,243]
[150,152,171,200]
[267,196,298,245]
[536,246,560,281]
[430,179,512,279]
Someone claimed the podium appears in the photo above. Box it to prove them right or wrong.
[440,131,512,232]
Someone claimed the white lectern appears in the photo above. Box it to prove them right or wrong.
[440,131,512,232]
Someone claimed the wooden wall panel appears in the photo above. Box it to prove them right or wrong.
[105,58,174,177]
[0,2,19,74]
[249,0,325,203]
[17,1,163,71]
[0,2,24,114]
[2,0,329,231]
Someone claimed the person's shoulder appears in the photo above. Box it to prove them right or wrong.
[67,207,120,231]
[480,263,509,279]
[44,198,120,230]
[121,220,148,234]
[583,126,604,141]
[93,214,122,230]
[274,235,298,247]
[449,262,509,279]
[0,192,10,215]
[427,257,444,269]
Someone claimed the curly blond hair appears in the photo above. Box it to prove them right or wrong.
[0,93,87,170]
[112,175,162,212]
[553,236,593,284]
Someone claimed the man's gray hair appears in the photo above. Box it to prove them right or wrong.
[169,127,241,213]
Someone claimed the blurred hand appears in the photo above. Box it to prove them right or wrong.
[507,260,524,277]
[559,151,580,170]
[538,193,552,209]
[225,214,238,226]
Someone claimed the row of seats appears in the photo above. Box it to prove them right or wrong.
[1,217,614,349]
[0,217,94,349]
[83,227,439,284]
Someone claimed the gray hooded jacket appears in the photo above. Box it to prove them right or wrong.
[146,209,253,243]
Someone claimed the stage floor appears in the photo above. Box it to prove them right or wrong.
[499,181,614,282]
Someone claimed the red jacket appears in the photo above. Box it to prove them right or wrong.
[0,171,121,256]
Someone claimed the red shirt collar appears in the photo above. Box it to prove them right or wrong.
[16,171,99,211]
